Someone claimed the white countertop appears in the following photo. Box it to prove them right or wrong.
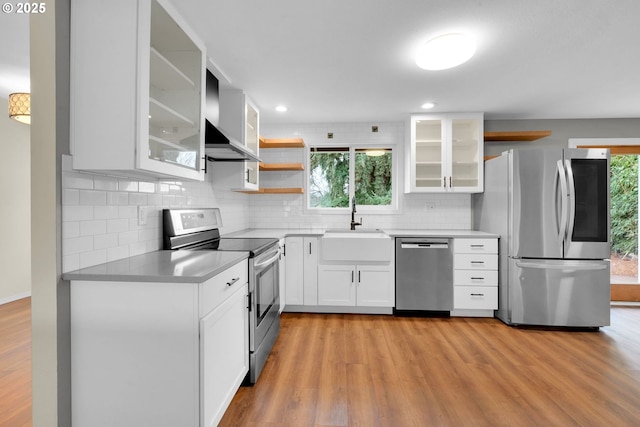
[224,228,499,239]
[63,250,249,283]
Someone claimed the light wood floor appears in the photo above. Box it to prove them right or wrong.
[221,309,640,427]
[0,297,31,427]
[2,300,640,427]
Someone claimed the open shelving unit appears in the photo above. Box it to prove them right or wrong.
[484,130,552,142]
[483,130,552,160]
[259,137,305,149]
[245,137,306,194]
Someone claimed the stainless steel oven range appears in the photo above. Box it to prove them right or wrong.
[163,208,280,384]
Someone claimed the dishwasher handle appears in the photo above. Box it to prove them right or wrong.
[400,241,449,249]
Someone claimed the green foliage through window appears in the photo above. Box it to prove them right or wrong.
[355,149,392,206]
[309,147,393,209]
[309,149,350,208]
[610,155,638,257]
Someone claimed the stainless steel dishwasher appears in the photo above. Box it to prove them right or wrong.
[395,237,453,314]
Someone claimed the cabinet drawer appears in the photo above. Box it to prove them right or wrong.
[454,286,498,310]
[454,270,498,286]
[454,239,497,254]
[200,260,249,316]
[454,254,498,270]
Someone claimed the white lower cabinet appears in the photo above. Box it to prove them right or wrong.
[201,283,249,427]
[318,264,393,307]
[452,238,498,316]
[283,236,318,307]
[70,259,249,427]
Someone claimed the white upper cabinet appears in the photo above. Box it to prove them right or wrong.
[217,89,260,191]
[406,113,484,193]
[70,0,206,180]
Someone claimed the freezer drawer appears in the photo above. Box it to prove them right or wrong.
[508,258,610,327]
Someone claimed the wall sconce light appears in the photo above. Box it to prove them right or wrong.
[8,92,31,124]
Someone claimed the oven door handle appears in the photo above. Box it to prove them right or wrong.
[254,250,280,269]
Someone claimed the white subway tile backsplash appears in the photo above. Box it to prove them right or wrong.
[118,205,137,219]
[61,154,246,272]
[63,205,94,221]
[118,230,139,246]
[107,192,128,205]
[94,233,118,250]
[138,182,156,193]
[63,189,79,205]
[129,192,148,205]
[63,235,94,256]
[118,180,139,192]
[94,177,118,191]
[63,172,94,190]
[107,218,129,234]
[79,220,107,236]
[63,221,80,239]
[79,249,107,269]
[107,245,129,262]
[94,205,119,220]
[79,190,107,206]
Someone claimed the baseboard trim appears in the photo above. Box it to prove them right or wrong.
[0,292,31,306]
[611,284,640,302]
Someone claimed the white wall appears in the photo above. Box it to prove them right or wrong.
[0,105,31,303]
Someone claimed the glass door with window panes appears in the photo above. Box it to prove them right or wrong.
[413,118,444,189]
[450,118,481,189]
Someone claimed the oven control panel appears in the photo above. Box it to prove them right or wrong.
[163,208,222,236]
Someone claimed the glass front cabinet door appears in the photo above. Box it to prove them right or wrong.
[70,0,206,181]
[406,113,484,193]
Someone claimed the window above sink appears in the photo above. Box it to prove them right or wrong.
[307,145,398,213]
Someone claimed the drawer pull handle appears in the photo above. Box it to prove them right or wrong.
[226,277,240,287]
[470,277,485,280]
[470,245,485,248]
[470,293,485,297]
[470,261,485,264]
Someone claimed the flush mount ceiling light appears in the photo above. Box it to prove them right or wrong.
[8,92,30,124]
[275,105,288,112]
[365,149,388,157]
[415,33,476,70]
[421,102,436,109]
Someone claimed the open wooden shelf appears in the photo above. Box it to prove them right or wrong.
[259,137,305,148]
[259,162,304,171]
[484,130,552,142]
[237,187,304,194]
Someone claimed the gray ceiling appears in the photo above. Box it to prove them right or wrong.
[3,0,639,126]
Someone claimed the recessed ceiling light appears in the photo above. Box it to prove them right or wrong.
[275,105,288,112]
[415,33,476,70]
[421,102,436,109]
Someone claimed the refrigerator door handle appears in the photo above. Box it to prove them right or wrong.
[515,261,608,271]
[564,159,576,242]
[556,160,569,243]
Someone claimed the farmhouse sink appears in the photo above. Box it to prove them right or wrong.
[321,229,391,262]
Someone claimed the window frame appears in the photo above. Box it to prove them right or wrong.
[305,143,399,214]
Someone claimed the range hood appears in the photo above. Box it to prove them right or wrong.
[204,69,261,162]
[204,121,261,162]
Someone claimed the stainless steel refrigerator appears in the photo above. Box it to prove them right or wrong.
[474,148,610,327]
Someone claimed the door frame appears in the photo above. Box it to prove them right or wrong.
[570,138,640,301]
